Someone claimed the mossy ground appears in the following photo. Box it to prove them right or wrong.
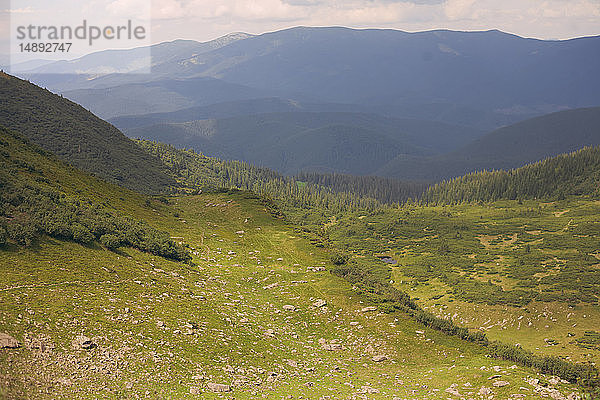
[0,192,585,399]
[326,198,600,367]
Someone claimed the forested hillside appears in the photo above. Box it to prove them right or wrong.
[125,112,482,175]
[295,171,428,204]
[382,107,600,181]
[423,146,600,204]
[137,140,382,214]
[0,72,175,194]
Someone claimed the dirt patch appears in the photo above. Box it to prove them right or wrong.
[477,233,518,249]
[526,230,542,235]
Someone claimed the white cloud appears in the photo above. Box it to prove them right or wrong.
[8,6,35,13]
[106,0,151,16]
[444,0,476,20]
[145,0,600,42]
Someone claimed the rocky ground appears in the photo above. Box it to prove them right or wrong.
[0,193,585,399]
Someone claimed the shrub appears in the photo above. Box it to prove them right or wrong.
[331,252,350,265]
[71,223,94,244]
[6,215,38,246]
[0,225,7,246]
[100,234,123,250]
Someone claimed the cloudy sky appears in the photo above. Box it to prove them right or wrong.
[149,0,600,42]
[2,0,600,58]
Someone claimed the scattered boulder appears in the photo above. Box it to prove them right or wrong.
[445,384,460,396]
[283,305,296,311]
[0,333,19,348]
[320,338,342,351]
[313,299,327,308]
[56,377,72,386]
[263,283,279,290]
[266,372,278,382]
[549,377,560,385]
[360,306,377,312]
[264,329,276,337]
[71,335,95,350]
[372,355,387,362]
[359,386,380,394]
[493,381,509,387]
[189,386,201,394]
[479,387,492,395]
[207,382,231,392]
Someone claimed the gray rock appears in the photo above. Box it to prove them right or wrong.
[493,380,509,387]
[322,343,342,351]
[360,306,378,312]
[283,305,296,311]
[207,382,231,392]
[0,333,20,348]
[71,335,95,350]
[264,329,276,337]
[479,387,492,395]
[372,355,387,362]
[313,299,327,308]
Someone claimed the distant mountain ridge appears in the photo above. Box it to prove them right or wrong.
[123,111,483,175]
[380,107,600,181]
[20,27,600,129]
[18,33,254,76]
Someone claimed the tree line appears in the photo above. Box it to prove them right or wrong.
[422,146,600,204]
[137,140,382,215]
[295,171,428,204]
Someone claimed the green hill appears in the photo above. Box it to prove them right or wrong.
[0,110,594,398]
[139,138,600,393]
[0,72,175,194]
[0,125,188,261]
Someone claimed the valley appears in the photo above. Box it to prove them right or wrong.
[1,21,599,400]
[0,190,586,399]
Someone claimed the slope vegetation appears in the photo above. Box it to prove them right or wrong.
[423,146,600,203]
[0,136,586,398]
[0,72,174,194]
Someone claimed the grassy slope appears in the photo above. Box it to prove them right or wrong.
[0,72,174,194]
[326,198,600,366]
[0,193,584,399]
[0,132,584,399]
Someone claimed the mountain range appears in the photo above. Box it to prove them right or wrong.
[19,27,600,129]
[9,26,600,182]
